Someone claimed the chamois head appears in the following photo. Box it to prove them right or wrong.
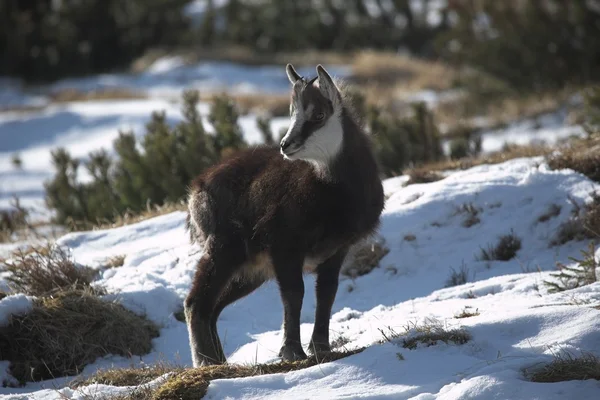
[280,64,344,164]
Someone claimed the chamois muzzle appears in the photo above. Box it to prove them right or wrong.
[280,135,302,156]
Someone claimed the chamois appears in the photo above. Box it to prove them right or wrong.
[184,64,384,366]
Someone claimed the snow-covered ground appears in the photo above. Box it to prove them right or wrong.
[1,156,599,399]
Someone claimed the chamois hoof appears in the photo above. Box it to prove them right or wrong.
[307,341,331,355]
[279,344,308,362]
[194,355,225,368]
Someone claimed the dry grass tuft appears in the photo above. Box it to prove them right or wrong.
[90,201,187,231]
[406,169,445,186]
[454,307,480,319]
[152,349,363,400]
[350,52,457,96]
[547,139,600,183]
[411,143,552,176]
[104,255,126,269]
[341,236,390,278]
[1,244,101,297]
[380,320,471,350]
[454,202,482,228]
[477,230,522,262]
[552,192,600,246]
[220,93,290,117]
[525,353,600,383]
[0,199,31,243]
[50,88,146,103]
[445,263,470,287]
[73,361,182,388]
[537,204,562,223]
[0,290,159,383]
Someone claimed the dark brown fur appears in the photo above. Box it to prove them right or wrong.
[184,72,384,366]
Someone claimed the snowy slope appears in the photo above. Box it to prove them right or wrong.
[1,157,599,399]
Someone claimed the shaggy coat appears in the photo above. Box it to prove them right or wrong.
[185,64,384,366]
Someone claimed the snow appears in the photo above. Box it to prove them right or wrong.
[1,157,599,399]
[0,294,33,327]
[480,110,586,153]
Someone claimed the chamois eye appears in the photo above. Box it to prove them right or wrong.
[315,113,325,121]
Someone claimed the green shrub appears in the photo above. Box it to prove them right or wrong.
[545,242,598,293]
[369,102,445,177]
[45,90,246,227]
[0,0,191,82]
[449,126,482,160]
[438,1,600,90]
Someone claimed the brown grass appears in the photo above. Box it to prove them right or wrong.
[104,255,126,269]
[151,349,362,400]
[552,192,600,246]
[341,236,390,278]
[73,361,182,388]
[477,231,522,262]
[0,198,32,243]
[87,201,187,231]
[413,143,552,175]
[453,202,482,228]
[380,321,471,350]
[436,88,574,134]
[0,244,101,297]
[445,263,470,288]
[537,204,562,223]
[547,138,600,183]
[215,93,290,117]
[50,88,146,103]
[525,353,600,383]
[406,169,445,186]
[0,290,159,383]
[454,307,480,319]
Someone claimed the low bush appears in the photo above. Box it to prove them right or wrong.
[477,231,522,261]
[552,193,600,246]
[525,353,600,383]
[45,90,246,228]
[1,245,100,296]
[0,290,159,383]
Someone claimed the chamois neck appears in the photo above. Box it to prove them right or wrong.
[315,107,377,186]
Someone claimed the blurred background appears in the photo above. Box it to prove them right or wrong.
[1,0,599,238]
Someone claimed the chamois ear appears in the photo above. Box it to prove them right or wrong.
[316,64,340,103]
[286,64,301,85]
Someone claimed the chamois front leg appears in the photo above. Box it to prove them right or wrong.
[309,248,347,355]
[272,252,307,361]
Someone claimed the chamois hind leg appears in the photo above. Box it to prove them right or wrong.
[209,277,265,362]
[309,248,348,355]
[272,251,307,361]
[185,238,245,367]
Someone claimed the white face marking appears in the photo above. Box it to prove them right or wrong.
[280,79,343,165]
